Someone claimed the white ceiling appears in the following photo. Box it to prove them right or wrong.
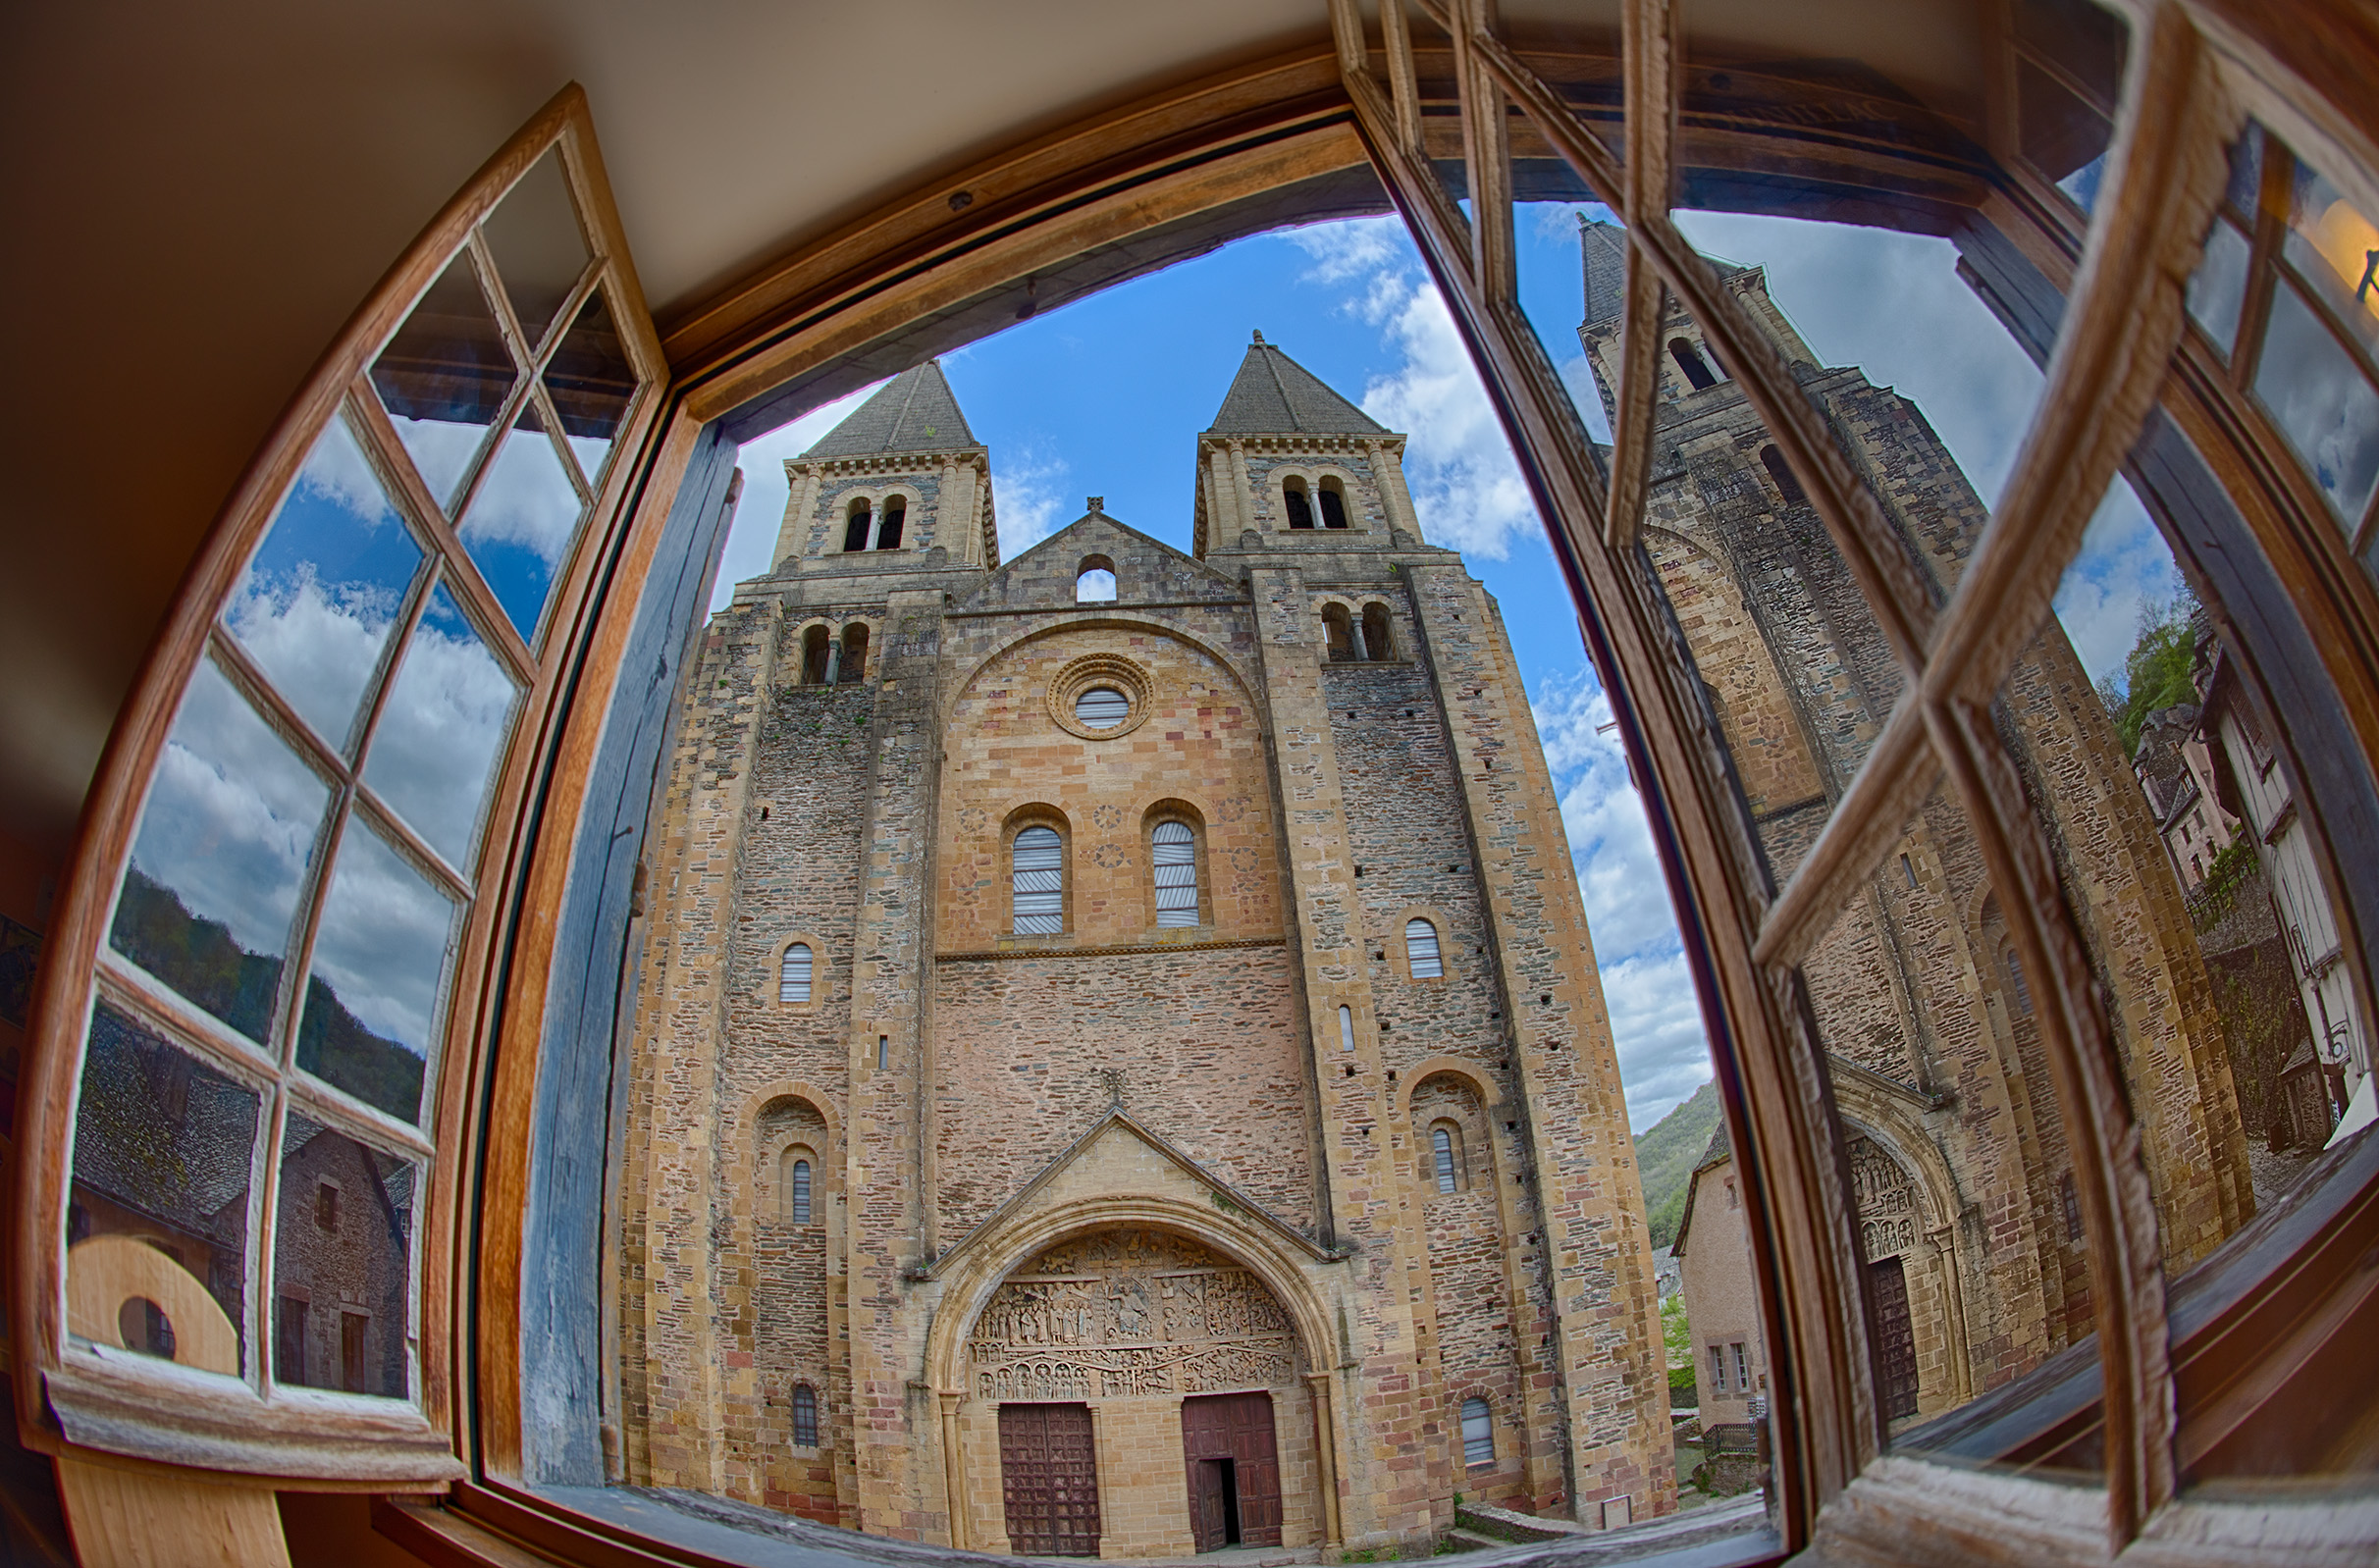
[0,0,1326,857]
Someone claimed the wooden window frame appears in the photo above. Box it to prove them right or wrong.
[9,8,2374,1563]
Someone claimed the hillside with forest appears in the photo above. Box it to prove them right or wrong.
[1633,1079,1723,1249]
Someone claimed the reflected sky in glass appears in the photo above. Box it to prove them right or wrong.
[223,416,422,753]
[369,252,516,512]
[298,817,455,1124]
[2256,280,2379,528]
[544,287,637,489]
[361,585,516,870]
[455,404,584,643]
[112,659,331,1042]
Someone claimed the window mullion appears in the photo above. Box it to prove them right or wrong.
[1377,0,1424,158]
[2228,126,2296,392]
[1606,0,1680,550]
[92,953,284,1090]
[282,1073,438,1164]
[1451,0,1514,303]
[1751,704,1941,970]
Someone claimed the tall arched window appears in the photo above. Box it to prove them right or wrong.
[1668,336,1718,391]
[843,498,872,552]
[779,942,813,1004]
[2004,946,2034,1016]
[801,624,831,684]
[1012,825,1064,934]
[1284,477,1315,528]
[875,496,905,549]
[1431,1124,1460,1193]
[1405,917,1443,977]
[1759,444,1807,504]
[1460,1397,1494,1466]
[1319,476,1350,529]
[838,622,869,683]
[1322,603,1356,661]
[1152,820,1198,927]
[1361,602,1393,660]
[791,1382,819,1447]
[780,1149,812,1225]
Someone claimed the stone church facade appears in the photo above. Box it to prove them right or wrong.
[1573,217,2256,1433]
[614,340,1672,1555]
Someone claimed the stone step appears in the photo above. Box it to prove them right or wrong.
[1440,1529,1507,1553]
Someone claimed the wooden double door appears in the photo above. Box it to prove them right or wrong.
[999,1402,1102,1557]
[1181,1391,1283,1551]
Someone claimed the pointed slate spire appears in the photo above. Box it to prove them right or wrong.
[1580,217,1628,329]
[1204,331,1386,436]
[802,360,978,458]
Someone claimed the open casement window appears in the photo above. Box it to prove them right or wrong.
[16,86,671,1491]
[1328,0,2379,1558]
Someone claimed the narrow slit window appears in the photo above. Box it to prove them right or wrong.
[792,1382,819,1447]
[1152,820,1198,927]
[780,943,813,1004]
[1406,917,1443,978]
[1460,1397,1494,1466]
[843,499,872,552]
[1338,1005,1355,1052]
[875,496,905,549]
[1319,478,1350,529]
[1012,825,1064,934]
[2005,947,2034,1017]
[1668,337,1718,391]
[786,1154,812,1226]
[1432,1124,1459,1193]
[802,624,831,685]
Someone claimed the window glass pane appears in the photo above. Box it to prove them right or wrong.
[69,1004,258,1376]
[1405,917,1442,977]
[780,943,814,1005]
[2187,217,2254,362]
[480,148,590,352]
[543,287,636,489]
[2253,277,2379,529]
[455,400,587,644]
[297,816,458,1125]
[272,1112,414,1398]
[110,658,332,1044]
[2281,155,2379,364]
[223,415,423,753]
[1012,825,1063,935]
[1075,687,1129,729]
[361,584,519,870]
[1153,820,1198,927]
[369,251,516,513]
[1806,777,2101,1465]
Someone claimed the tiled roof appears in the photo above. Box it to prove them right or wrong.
[802,361,978,458]
[1204,333,1386,436]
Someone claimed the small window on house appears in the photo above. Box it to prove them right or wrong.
[341,1311,368,1394]
[1709,1344,1725,1391]
[1075,688,1129,728]
[277,1297,309,1388]
[801,624,831,685]
[2061,1172,2084,1242]
[783,1152,813,1226]
[875,496,905,549]
[843,499,872,552]
[1460,1397,1494,1466]
[838,622,869,683]
[1152,820,1198,927]
[1361,602,1393,661]
[1759,444,1807,505]
[1405,917,1443,978]
[1432,1124,1460,1193]
[1732,1341,1750,1390]
[1322,603,1356,661]
[2005,946,2035,1017]
[792,1382,819,1447]
[1668,337,1718,391]
[315,1182,340,1232]
[780,943,814,1005]
[1319,476,1350,529]
[1012,825,1064,934]
[1338,1005,1355,1052]
[1284,477,1315,529]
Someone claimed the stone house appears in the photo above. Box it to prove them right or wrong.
[614,341,1671,1554]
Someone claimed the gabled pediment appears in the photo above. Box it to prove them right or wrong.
[954,510,1242,614]
[925,1106,1333,1279]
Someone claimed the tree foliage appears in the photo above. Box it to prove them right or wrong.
[1633,1080,1723,1248]
[2100,591,2202,758]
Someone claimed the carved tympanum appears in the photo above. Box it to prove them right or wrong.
[1848,1134,1921,1261]
[969,1232,1298,1401]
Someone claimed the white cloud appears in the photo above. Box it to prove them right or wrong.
[707,385,885,609]
[224,566,401,749]
[458,418,584,561]
[993,445,1076,558]
[1604,952,1718,1131]
[362,595,519,870]
[1283,215,1406,286]
[309,818,456,1061]
[2052,477,2180,689]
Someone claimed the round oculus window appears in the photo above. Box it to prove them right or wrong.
[1074,687,1130,729]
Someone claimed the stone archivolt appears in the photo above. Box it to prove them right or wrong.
[968,1232,1300,1401]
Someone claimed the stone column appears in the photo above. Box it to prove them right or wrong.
[1304,1371,1344,1545]
[938,1390,969,1549]
[775,460,820,565]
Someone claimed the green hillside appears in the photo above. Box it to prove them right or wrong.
[1633,1079,1723,1249]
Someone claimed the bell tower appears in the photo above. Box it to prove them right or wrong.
[771,360,1000,572]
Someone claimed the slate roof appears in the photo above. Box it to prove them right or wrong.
[1580,218,1630,328]
[1204,333,1387,436]
[802,361,978,458]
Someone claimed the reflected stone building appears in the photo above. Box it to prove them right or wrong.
[614,341,1672,1553]
[1575,218,2256,1431]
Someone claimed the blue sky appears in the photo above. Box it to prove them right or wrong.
[711,205,2184,1132]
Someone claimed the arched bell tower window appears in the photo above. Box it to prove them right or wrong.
[1284,476,1315,528]
[838,622,869,683]
[875,496,905,549]
[1361,602,1393,660]
[801,624,831,684]
[843,497,872,552]
[778,1146,813,1224]
[1322,602,1357,661]
[1668,336,1719,391]
[1759,444,1807,505]
[1012,823,1065,934]
[1319,475,1350,528]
